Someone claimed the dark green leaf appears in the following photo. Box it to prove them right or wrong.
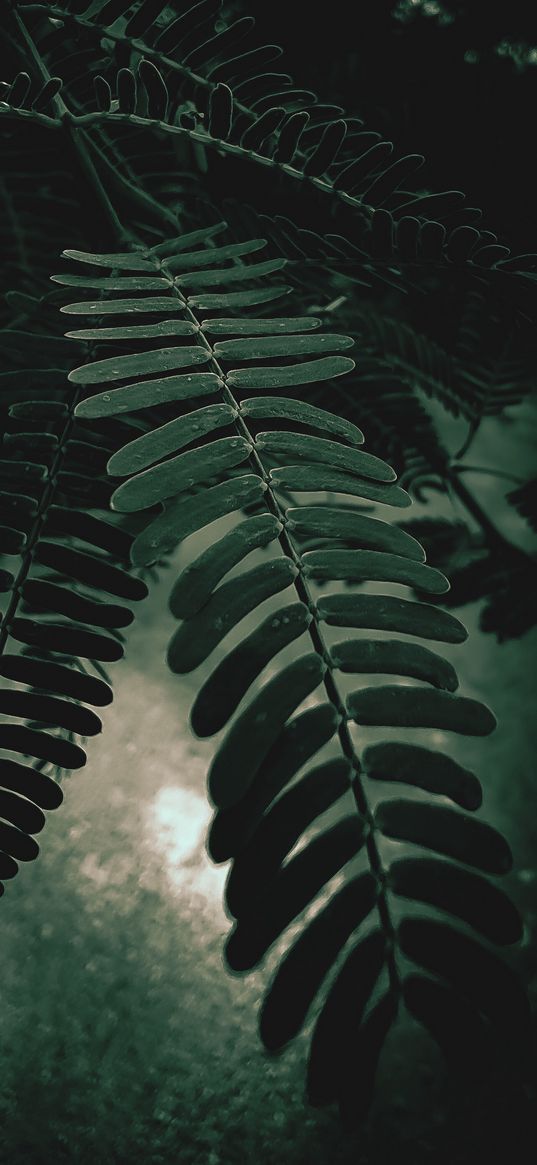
[226,760,352,917]
[0,691,101,738]
[202,316,320,336]
[390,858,522,944]
[394,191,465,218]
[31,77,62,112]
[376,799,511,873]
[333,142,393,193]
[188,285,290,310]
[69,345,210,386]
[339,993,398,1125]
[274,110,309,164]
[258,432,394,482]
[182,17,255,71]
[208,82,233,140]
[241,398,364,445]
[7,71,31,109]
[227,354,354,389]
[65,321,195,342]
[0,525,26,554]
[260,871,376,1050]
[21,579,133,629]
[111,434,251,512]
[9,619,124,663]
[318,593,467,642]
[0,725,85,770]
[403,975,493,1076]
[131,473,266,565]
[362,154,425,205]
[304,120,347,177]
[331,638,457,690]
[154,0,222,53]
[168,558,297,675]
[225,817,363,969]
[307,930,387,1105]
[108,404,236,476]
[62,248,154,271]
[398,918,530,1038]
[303,549,446,590]
[287,508,424,558]
[43,508,133,560]
[33,542,148,600]
[363,742,482,810]
[240,107,286,151]
[117,67,137,114]
[60,296,184,316]
[75,372,222,417]
[0,789,45,835]
[138,58,168,119]
[169,513,281,619]
[0,568,14,591]
[126,1,169,39]
[0,759,62,810]
[166,239,267,273]
[214,333,354,361]
[348,685,496,734]
[177,257,286,290]
[208,654,326,808]
[94,75,112,112]
[0,656,112,708]
[150,224,228,260]
[191,602,311,736]
[0,821,39,863]
[208,705,339,862]
[272,467,411,506]
[53,274,168,290]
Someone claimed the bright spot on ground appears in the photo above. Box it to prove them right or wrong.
[150,786,227,903]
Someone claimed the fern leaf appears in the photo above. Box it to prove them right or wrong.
[62,228,526,1120]
[363,742,482,810]
[389,858,522,944]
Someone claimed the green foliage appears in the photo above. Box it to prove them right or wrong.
[0,0,534,1134]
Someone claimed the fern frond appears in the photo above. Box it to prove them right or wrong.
[19,0,537,288]
[62,227,527,1118]
[0,310,149,895]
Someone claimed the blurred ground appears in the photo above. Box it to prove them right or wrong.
[0,410,536,1165]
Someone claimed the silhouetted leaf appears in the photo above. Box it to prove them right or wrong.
[0,725,85,770]
[168,557,297,674]
[398,918,530,1040]
[331,639,457,689]
[228,354,354,389]
[272,467,411,507]
[260,871,376,1050]
[0,656,112,707]
[111,435,251,512]
[207,653,325,807]
[241,397,364,444]
[390,858,522,943]
[349,686,496,734]
[318,593,467,642]
[306,930,387,1104]
[208,705,339,862]
[131,473,266,564]
[0,690,101,738]
[191,602,311,736]
[225,817,363,968]
[287,508,424,558]
[363,742,482,810]
[226,759,351,917]
[302,549,448,591]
